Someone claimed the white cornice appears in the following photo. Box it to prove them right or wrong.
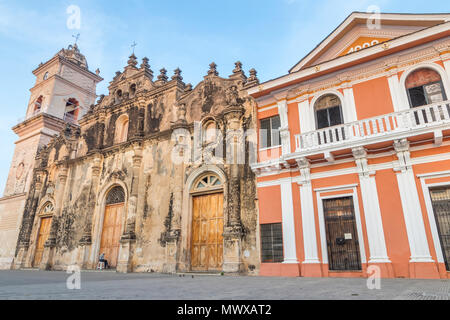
[248,22,450,97]
[289,12,450,73]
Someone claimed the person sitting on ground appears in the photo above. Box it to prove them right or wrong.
[99,253,109,269]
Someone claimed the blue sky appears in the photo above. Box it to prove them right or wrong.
[0,0,448,194]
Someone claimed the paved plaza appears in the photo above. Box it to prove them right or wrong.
[0,270,448,300]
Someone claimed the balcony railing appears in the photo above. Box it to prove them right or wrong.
[295,100,450,153]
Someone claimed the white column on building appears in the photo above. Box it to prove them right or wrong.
[280,178,299,264]
[296,158,320,264]
[342,84,358,123]
[352,147,391,263]
[386,68,404,112]
[297,96,313,133]
[277,99,291,155]
[393,139,433,262]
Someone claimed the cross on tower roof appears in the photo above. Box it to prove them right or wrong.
[72,33,80,45]
[131,41,137,54]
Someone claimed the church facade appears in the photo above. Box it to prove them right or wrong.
[3,44,261,274]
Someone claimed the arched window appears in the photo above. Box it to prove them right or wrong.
[40,202,54,216]
[406,68,446,108]
[130,84,137,96]
[115,115,129,144]
[192,173,223,192]
[34,96,43,112]
[106,186,125,205]
[314,94,344,129]
[64,98,79,124]
[43,72,49,80]
[116,90,123,101]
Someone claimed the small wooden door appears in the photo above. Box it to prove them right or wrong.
[99,203,124,268]
[430,187,450,271]
[191,193,224,271]
[33,217,52,267]
[323,197,362,271]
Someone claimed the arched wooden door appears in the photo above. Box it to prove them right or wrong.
[33,217,52,267]
[190,174,224,272]
[33,202,54,267]
[99,186,125,268]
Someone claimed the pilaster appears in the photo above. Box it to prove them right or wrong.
[393,139,438,278]
[352,147,392,277]
[296,157,321,277]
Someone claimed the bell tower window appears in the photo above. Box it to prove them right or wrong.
[34,96,43,113]
[64,98,79,124]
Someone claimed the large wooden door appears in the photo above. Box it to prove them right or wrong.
[33,217,52,267]
[323,197,362,271]
[430,187,450,271]
[191,193,224,271]
[99,203,124,268]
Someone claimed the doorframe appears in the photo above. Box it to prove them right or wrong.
[418,171,450,265]
[32,215,53,267]
[190,191,224,272]
[91,181,129,267]
[181,165,227,272]
[30,200,55,267]
[315,185,367,267]
[99,202,126,268]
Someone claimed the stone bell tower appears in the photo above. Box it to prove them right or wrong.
[0,43,102,269]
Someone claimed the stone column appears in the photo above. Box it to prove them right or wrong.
[117,144,142,273]
[78,154,102,269]
[222,106,245,273]
[13,169,46,269]
[393,139,438,278]
[163,118,189,273]
[352,147,392,277]
[296,158,321,277]
[39,166,69,270]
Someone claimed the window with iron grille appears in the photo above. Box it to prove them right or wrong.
[260,115,281,149]
[260,223,283,263]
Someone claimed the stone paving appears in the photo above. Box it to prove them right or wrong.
[0,270,448,300]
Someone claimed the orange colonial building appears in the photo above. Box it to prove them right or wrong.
[249,12,450,279]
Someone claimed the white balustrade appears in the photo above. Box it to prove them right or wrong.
[295,101,450,152]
